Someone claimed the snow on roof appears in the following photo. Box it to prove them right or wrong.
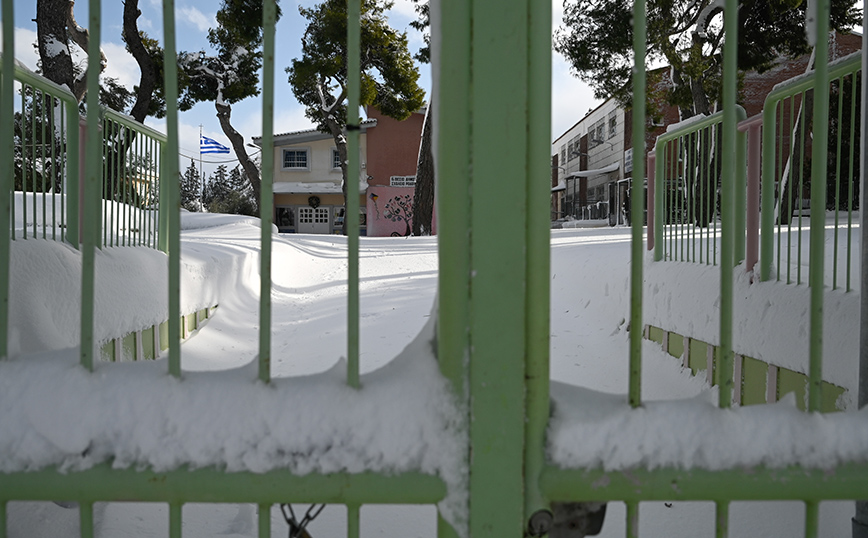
[274,180,368,195]
[253,119,378,147]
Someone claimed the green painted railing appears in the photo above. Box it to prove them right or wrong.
[100,108,165,250]
[760,52,862,291]
[651,107,747,267]
[2,0,868,537]
[5,62,166,252]
[9,61,80,245]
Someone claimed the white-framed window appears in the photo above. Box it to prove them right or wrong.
[332,148,341,169]
[589,120,606,147]
[282,148,309,170]
[608,111,617,139]
[390,175,416,187]
[560,145,566,164]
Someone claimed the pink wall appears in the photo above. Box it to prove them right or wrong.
[367,185,438,237]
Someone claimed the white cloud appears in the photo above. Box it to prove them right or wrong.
[388,0,419,21]
[102,41,141,91]
[178,6,215,33]
[0,27,41,72]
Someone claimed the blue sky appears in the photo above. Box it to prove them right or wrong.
[7,0,598,178]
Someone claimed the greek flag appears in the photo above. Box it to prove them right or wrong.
[200,135,230,154]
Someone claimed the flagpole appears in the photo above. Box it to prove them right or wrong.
[199,124,204,211]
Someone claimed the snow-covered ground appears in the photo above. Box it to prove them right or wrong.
[3,213,864,537]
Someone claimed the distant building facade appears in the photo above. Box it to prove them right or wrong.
[551,31,862,226]
[254,106,429,236]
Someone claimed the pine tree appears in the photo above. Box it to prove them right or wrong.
[180,160,202,212]
[287,0,425,234]
[204,165,257,216]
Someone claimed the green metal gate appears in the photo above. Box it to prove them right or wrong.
[1,0,868,537]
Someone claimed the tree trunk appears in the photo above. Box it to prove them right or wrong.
[412,101,434,235]
[216,102,262,213]
[36,0,75,97]
[123,0,156,123]
[324,114,350,235]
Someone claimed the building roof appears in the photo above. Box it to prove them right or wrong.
[252,119,378,147]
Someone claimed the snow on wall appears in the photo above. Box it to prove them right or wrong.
[548,381,868,471]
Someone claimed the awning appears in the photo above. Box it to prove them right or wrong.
[564,161,620,179]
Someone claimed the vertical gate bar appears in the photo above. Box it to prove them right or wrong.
[105,120,110,246]
[626,502,639,538]
[81,0,104,372]
[40,90,47,239]
[80,502,94,538]
[59,99,64,242]
[258,503,270,538]
[123,124,130,246]
[16,87,23,241]
[137,134,143,246]
[832,75,844,290]
[348,504,360,538]
[714,127,719,267]
[691,132,696,262]
[159,142,169,253]
[804,500,819,538]
[717,0,738,408]
[345,0,361,389]
[702,129,708,264]
[524,0,552,526]
[0,500,5,538]
[0,0,12,359]
[857,8,868,532]
[846,70,857,292]
[785,98,795,282]
[469,0,529,535]
[735,127,747,266]
[259,0,276,384]
[654,140,664,261]
[169,503,182,538]
[745,121,761,272]
[66,96,79,247]
[796,89,807,286]
[30,85,36,238]
[101,118,107,247]
[50,93,57,240]
[715,501,729,538]
[39,90,48,239]
[162,0,182,378]
[435,0,470,393]
[807,0,830,412]
[646,153,655,252]
[630,0,647,408]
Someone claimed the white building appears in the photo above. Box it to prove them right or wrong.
[552,98,627,225]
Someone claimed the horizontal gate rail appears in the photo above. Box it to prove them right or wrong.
[0,467,446,505]
[541,464,868,502]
